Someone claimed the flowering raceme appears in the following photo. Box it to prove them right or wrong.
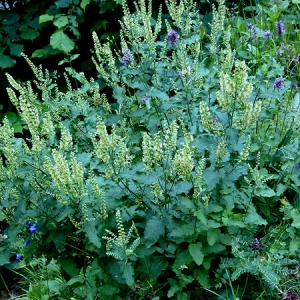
[262,30,272,38]
[275,20,285,36]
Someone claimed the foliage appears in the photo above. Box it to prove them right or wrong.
[1,0,300,299]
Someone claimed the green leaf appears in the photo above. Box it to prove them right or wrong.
[189,243,204,266]
[83,221,102,248]
[60,258,79,277]
[98,285,120,296]
[80,0,91,11]
[54,16,69,28]
[50,31,75,53]
[39,14,54,23]
[194,269,211,288]
[3,13,20,25]
[207,229,219,246]
[55,0,72,8]
[255,186,276,197]
[9,43,24,56]
[0,53,16,69]
[121,263,134,286]
[20,28,40,40]
[32,45,60,58]
[0,251,10,266]
[144,216,164,247]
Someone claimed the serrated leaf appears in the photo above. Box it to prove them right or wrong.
[55,0,72,8]
[255,186,276,197]
[0,53,16,69]
[144,216,164,247]
[9,43,24,56]
[207,229,219,246]
[50,31,74,53]
[188,243,204,266]
[60,258,79,277]
[83,221,102,248]
[80,0,91,11]
[98,285,120,296]
[3,13,20,25]
[20,28,40,40]
[54,16,69,28]
[122,263,134,286]
[0,252,10,266]
[39,14,54,23]
[32,45,60,58]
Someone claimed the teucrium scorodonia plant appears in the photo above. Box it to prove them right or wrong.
[1,0,300,298]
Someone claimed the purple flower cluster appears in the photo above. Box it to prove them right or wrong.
[249,238,263,250]
[167,30,179,44]
[275,20,285,36]
[122,49,134,66]
[296,53,300,63]
[274,77,284,90]
[247,23,258,35]
[141,95,149,101]
[26,221,38,234]
[262,30,273,39]
[296,162,300,169]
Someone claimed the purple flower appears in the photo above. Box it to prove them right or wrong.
[29,224,37,234]
[247,23,257,35]
[23,240,30,247]
[274,77,284,89]
[281,291,299,300]
[296,162,300,169]
[122,49,134,66]
[167,30,179,44]
[141,95,149,101]
[275,20,285,36]
[295,53,300,63]
[249,238,263,250]
[16,254,23,261]
[25,221,31,227]
[262,30,273,38]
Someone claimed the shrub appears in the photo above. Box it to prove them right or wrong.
[1,0,300,298]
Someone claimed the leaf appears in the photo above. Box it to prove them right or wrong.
[203,166,226,191]
[144,216,164,247]
[54,16,69,28]
[98,285,120,296]
[50,31,75,53]
[20,28,40,40]
[0,252,10,266]
[32,45,60,58]
[60,258,79,277]
[0,53,16,69]
[245,212,267,225]
[9,43,24,56]
[255,186,276,197]
[188,243,204,266]
[122,263,134,286]
[55,0,72,8]
[80,0,91,11]
[194,269,211,288]
[83,221,102,248]
[207,229,219,246]
[39,14,54,23]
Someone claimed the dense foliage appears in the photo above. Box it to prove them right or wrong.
[1,0,300,299]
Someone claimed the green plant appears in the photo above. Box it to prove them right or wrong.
[1,0,300,299]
